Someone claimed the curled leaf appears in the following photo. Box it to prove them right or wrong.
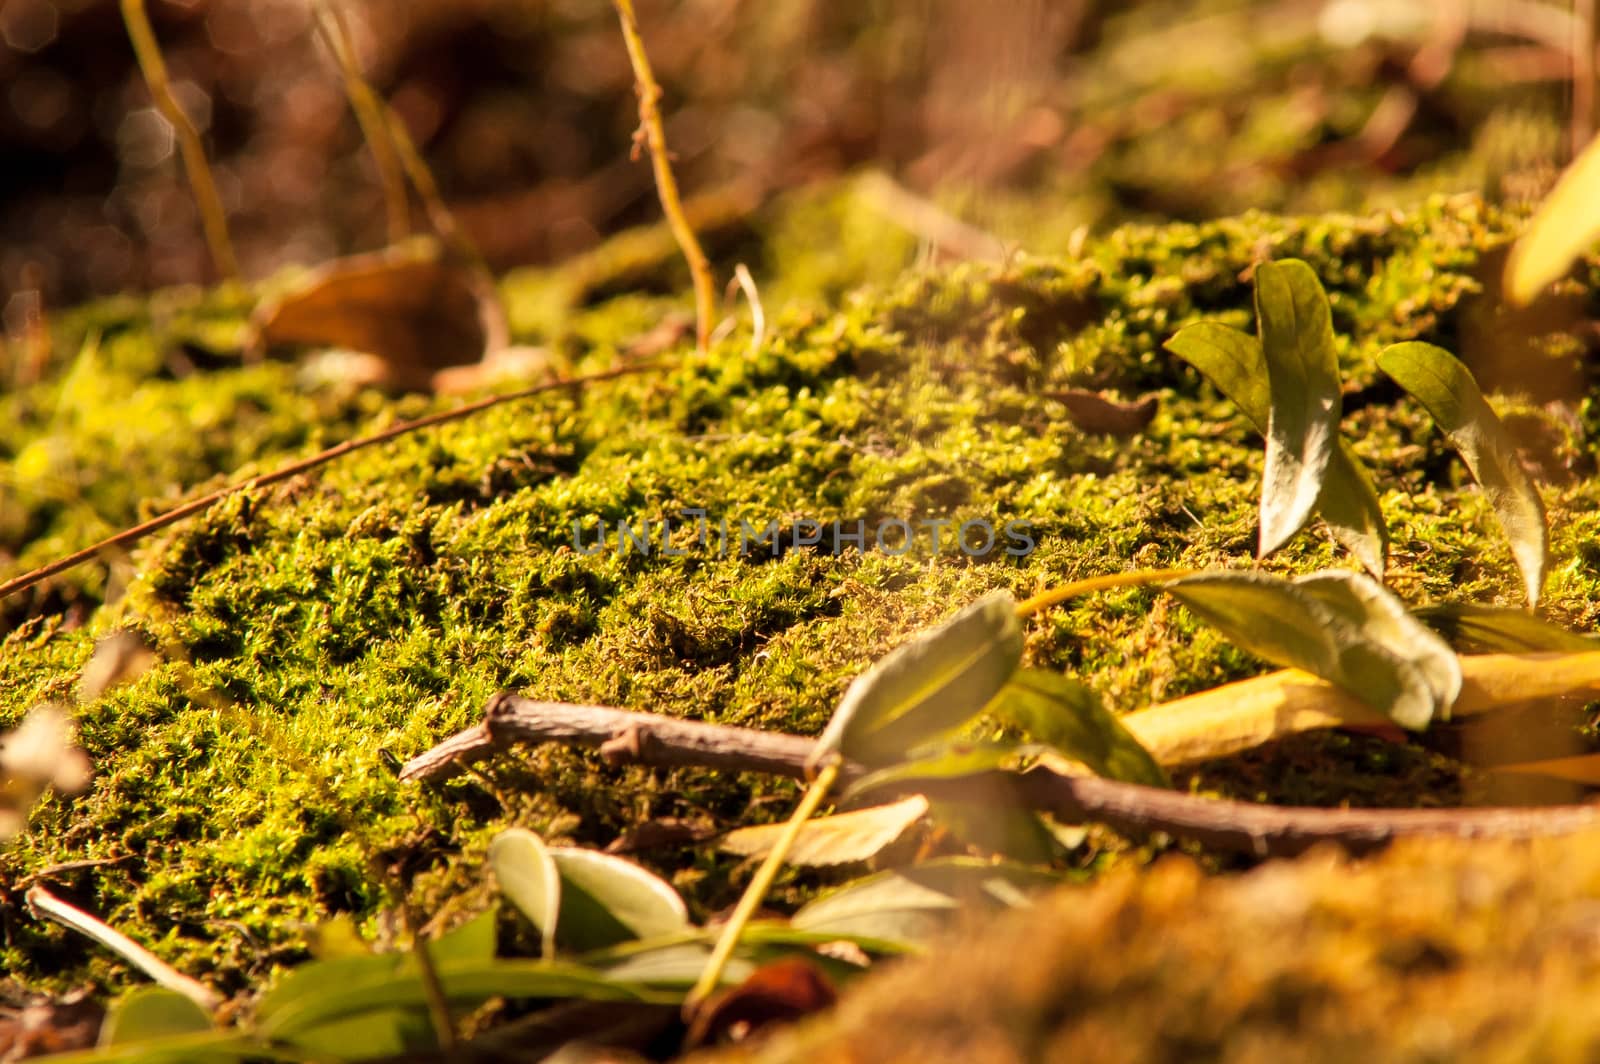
[719,796,929,867]
[1164,570,1460,729]
[1253,259,1343,557]
[1378,341,1548,605]
[1504,130,1600,305]
[991,669,1168,787]
[489,828,561,959]
[1123,650,1600,765]
[1165,321,1385,574]
[813,592,1023,766]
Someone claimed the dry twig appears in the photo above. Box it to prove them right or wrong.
[402,693,1600,859]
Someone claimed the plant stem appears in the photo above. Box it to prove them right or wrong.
[1576,0,1598,157]
[27,885,221,1012]
[1014,568,1195,618]
[610,0,717,353]
[312,1,410,244]
[119,0,239,284]
[687,758,841,1010]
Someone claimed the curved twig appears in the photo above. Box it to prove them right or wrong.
[401,693,1600,858]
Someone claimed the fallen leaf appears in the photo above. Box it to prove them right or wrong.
[719,795,929,866]
[1414,603,1597,653]
[247,239,508,392]
[1122,651,1600,764]
[1043,389,1158,436]
[683,957,837,1049]
[1490,753,1600,785]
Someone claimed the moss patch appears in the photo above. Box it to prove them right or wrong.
[3,188,1599,996]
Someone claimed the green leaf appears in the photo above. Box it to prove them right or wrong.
[1504,130,1600,305]
[791,859,1056,949]
[588,942,755,990]
[842,741,1031,802]
[42,1032,253,1064]
[719,795,928,866]
[991,669,1168,787]
[258,958,660,1043]
[1165,569,1461,729]
[277,1009,428,1060]
[547,847,689,951]
[813,591,1024,765]
[1165,322,1385,574]
[490,827,561,958]
[1414,603,1599,654]
[1378,341,1548,606]
[428,907,497,966]
[1253,259,1343,557]
[100,988,212,1046]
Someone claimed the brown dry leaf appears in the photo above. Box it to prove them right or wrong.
[1122,651,1600,766]
[1045,389,1158,436]
[1491,754,1600,785]
[719,795,929,866]
[247,240,509,392]
[683,956,838,1049]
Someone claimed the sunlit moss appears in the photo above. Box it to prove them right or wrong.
[2,189,1597,996]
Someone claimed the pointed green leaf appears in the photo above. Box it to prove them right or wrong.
[991,669,1169,787]
[719,795,928,866]
[547,847,689,951]
[1253,259,1343,557]
[100,988,213,1046]
[490,827,561,959]
[1378,341,1548,605]
[813,591,1024,765]
[1504,130,1600,305]
[428,907,497,966]
[1165,322,1386,574]
[1414,603,1599,654]
[258,958,659,1041]
[1165,569,1461,729]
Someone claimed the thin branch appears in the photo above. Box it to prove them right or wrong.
[27,885,221,1012]
[610,0,717,353]
[119,0,239,284]
[0,362,665,603]
[402,694,1600,859]
[733,263,766,357]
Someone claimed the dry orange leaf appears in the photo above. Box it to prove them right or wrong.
[247,240,510,392]
[1123,651,1600,765]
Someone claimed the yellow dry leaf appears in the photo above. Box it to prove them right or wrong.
[1491,754,1600,786]
[1123,652,1600,765]
[720,795,929,867]
[1504,130,1600,306]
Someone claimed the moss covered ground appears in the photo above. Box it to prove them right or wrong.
[3,182,1600,1001]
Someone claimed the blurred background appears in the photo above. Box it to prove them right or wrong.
[0,0,1586,316]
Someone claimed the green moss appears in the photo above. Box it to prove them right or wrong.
[2,189,1598,997]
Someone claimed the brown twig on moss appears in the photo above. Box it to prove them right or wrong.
[610,0,717,353]
[0,361,666,603]
[312,0,410,244]
[119,0,239,284]
[401,693,1600,859]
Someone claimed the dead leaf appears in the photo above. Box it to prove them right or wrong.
[719,795,929,866]
[247,239,508,392]
[683,956,837,1049]
[1044,389,1159,436]
[0,991,103,1060]
[604,817,717,854]
[1122,651,1600,766]
[1491,754,1600,786]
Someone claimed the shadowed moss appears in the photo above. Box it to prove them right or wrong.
[2,189,1599,997]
